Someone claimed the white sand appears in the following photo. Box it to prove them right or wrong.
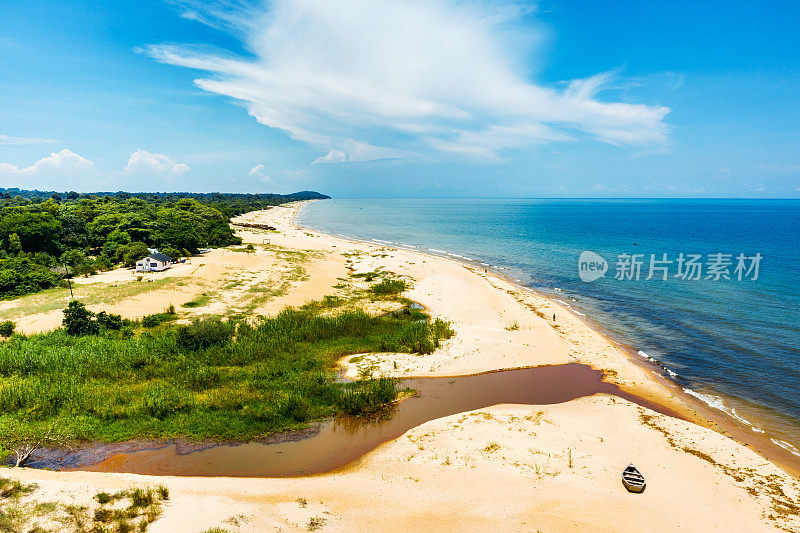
[4,201,799,532]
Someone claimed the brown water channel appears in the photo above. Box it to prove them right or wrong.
[39,364,677,477]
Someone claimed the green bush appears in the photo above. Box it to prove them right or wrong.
[175,318,234,351]
[370,279,407,295]
[95,311,124,331]
[141,312,177,328]
[336,377,398,415]
[391,307,428,321]
[0,320,14,337]
[63,300,98,335]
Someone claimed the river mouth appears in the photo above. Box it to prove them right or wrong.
[28,364,677,477]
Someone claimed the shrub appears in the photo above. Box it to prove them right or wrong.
[130,487,155,507]
[352,271,379,282]
[432,318,455,340]
[95,311,124,331]
[391,307,427,321]
[63,300,98,335]
[0,320,15,337]
[141,312,177,328]
[175,318,234,351]
[336,377,397,415]
[370,279,407,295]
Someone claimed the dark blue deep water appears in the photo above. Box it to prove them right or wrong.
[298,199,800,452]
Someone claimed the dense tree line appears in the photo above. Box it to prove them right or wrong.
[0,189,328,299]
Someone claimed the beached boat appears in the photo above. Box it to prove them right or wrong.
[622,464,646,493]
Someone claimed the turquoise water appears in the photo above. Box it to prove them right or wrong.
[298,198,800,453]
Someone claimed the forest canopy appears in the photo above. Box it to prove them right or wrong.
[0,189,328,299]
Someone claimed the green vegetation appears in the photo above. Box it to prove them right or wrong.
[182,292,213,308]
[0,302,452,459]
[62,300,132,336]
[0,476,170,532]
[0,188,328,300]
[370,278,407,295]
[141,307,178,329]
[351,271,380,282]
[0,321,14,338]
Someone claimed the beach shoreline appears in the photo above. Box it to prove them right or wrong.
[4,200,799,532]
[290,200,800,476]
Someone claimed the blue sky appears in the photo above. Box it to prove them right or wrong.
[0,0,798,198]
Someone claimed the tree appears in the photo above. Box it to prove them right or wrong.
[0,320,15,337]
[7,233,21,255]
[161,246,183,259]
[122,242,149,267]
[0,209,62,254]
[63,300,98,335]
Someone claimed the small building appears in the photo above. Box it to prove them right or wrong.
[135,252,173,272]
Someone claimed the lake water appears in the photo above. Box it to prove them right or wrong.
[298,198,800,456]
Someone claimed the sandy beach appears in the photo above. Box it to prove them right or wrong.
[5,201,800,532]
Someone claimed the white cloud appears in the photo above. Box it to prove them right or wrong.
[0,149,94,176]
[148,0,669,164]
[247,163,272,183]
[0,149,96,190]
[313,150,347,165]
[0,134,57,146]
[124,150,191,177]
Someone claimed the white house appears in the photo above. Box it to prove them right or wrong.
[135,252,173,272]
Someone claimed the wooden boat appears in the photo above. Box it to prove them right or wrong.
[622,463,646,493]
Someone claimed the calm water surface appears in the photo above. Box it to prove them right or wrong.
[299,198,800,454]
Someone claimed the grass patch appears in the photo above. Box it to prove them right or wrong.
[0,304,453,457]
[0,477,35,498]
[182,292,213,308]
[351,271,380,282]
[141,307,177,328]
[0,477,167,532]
[0,278,179,321]
[370,279,407,296]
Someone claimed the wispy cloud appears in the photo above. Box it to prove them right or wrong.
[124,150,191,177]
[0,134,57,146]
[247,163,272,183]
[149,0,669,164]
